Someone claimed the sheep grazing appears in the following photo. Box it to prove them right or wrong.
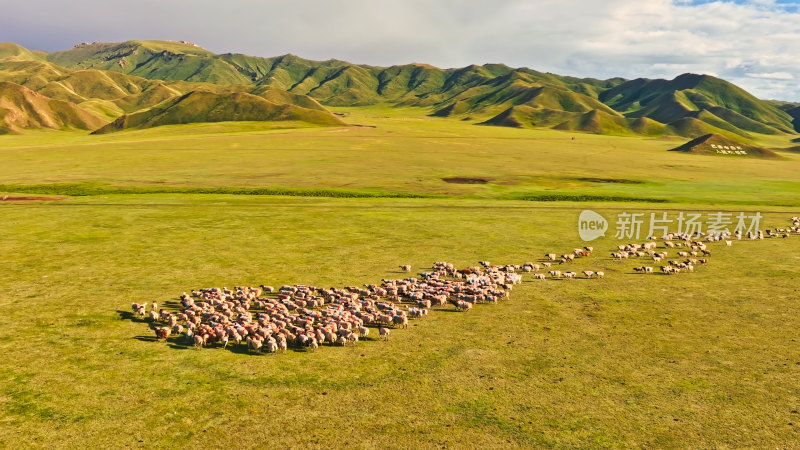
[392,315,408,329]
[399,265,412,272]
[140,239,748,357]
[154,327,171,341]
[131,302,147,318]
[455,300,473,312]
[256,336,278,353]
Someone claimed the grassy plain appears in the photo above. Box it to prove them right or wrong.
[0,106,798,205]
[1,108,800,448]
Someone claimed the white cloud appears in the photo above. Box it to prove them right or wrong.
[746,72,794,79]
[1,0,799,100]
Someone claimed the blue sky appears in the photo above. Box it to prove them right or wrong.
[1,0,799,101]
[684,0,799,11]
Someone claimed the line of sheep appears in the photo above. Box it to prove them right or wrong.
[131,217,799,354]
[612,237,711,275]
[132,249,608,353]
[614,217,800,275]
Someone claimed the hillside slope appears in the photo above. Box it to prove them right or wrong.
[669,133,780,159]
[92,90,346,134]
[0,81,106,133]
[600,74,795,135]
[784,105,800,132]
[0,50,343,133]
[0,42,45,61]
[47,40,252,85]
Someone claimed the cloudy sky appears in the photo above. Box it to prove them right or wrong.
[2,0,799,101]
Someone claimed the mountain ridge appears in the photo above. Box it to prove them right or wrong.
[0,40,797,138]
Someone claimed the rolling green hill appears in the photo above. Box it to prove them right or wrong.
[0,46,346,131]
[0,81,106,133]
[0,59,211,118]
[40,41,622,109]
[0,42,45,61]
[91,90,346,134]
[477,105,575,129]
[0,40,798,139]
[479,105,667,136]
[600,74,796,135]
[552,109,656,136]
[47,40,252,85]
[784,105,800,131]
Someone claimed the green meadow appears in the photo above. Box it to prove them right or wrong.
[1,108,800,448]
[0,107,798,205]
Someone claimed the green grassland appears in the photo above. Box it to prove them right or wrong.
[2,109,800,448]
[1,195,799,448]
[0,106,798,205]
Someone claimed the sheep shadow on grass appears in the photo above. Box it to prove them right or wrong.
[166,339,194,350]
[163,300,182,309]
[117,310,148,324]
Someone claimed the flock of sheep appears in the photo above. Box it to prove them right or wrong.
[131,216,800,354]
[133,260,543,353]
